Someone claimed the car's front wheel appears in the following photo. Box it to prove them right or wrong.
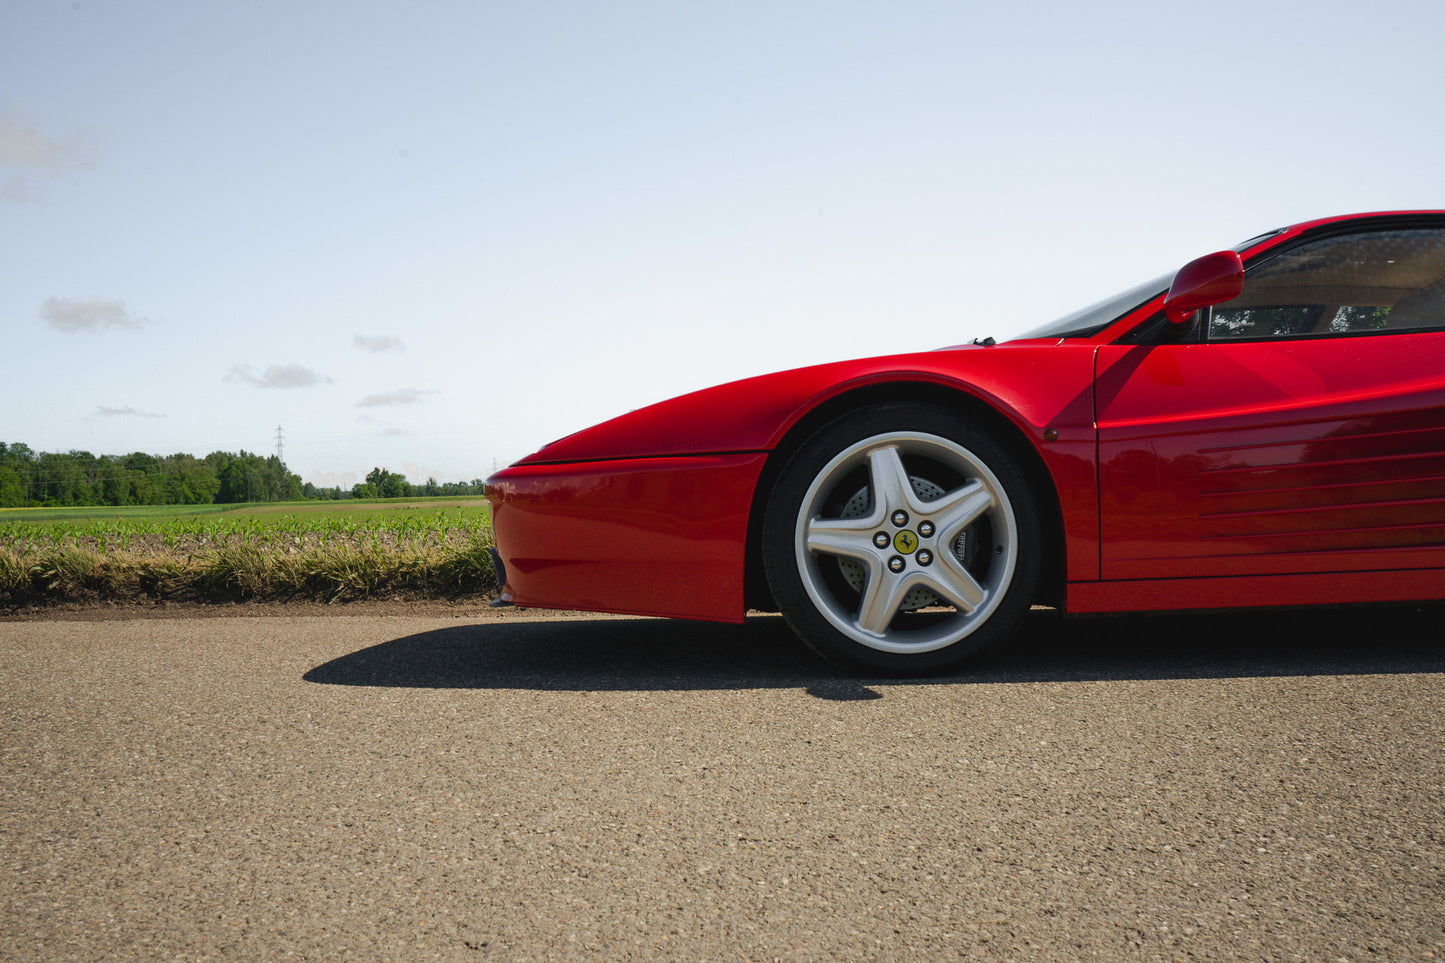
[762,404,1041,674]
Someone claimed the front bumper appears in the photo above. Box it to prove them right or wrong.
[485,452,769,622]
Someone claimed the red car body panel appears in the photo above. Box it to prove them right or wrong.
[487,212,1445,625]
[1066,568,1445,614]
[517,346,1096,466]
[491,345,1106,619]
[1097,334,1445,580]
[488,453,767,620]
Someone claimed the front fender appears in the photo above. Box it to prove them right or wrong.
[517,342,1098,465]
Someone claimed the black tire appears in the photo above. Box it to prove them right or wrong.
[761,403,1041,675]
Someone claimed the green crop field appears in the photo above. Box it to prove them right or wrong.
[0,498,498,608]
[0,496,491,525]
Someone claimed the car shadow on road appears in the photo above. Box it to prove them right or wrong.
[302,602,1445,695]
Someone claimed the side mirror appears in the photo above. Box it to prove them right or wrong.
[1163,250,1245,324]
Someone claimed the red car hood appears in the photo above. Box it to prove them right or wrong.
[515,340,1095,465]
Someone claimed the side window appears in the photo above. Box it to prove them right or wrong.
[1209,229,1445,340]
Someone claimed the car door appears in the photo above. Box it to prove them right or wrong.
[1095,225,1445,581]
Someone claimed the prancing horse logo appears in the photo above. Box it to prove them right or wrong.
[893,530,919,554]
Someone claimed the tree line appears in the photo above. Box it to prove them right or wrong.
[0,442,486,508]
[321,467,487,502]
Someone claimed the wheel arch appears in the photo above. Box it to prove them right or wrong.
[742,380,1067,612]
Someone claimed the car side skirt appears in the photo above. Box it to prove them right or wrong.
[487,453,768,623]
[1067,568,1444,614]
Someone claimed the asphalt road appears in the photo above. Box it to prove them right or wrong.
[2,604,1443,961]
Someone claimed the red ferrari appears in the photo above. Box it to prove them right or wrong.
[486,212,1445,673]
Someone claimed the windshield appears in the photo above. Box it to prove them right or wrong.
[1014,272,1171,341]
[1011,229,1288,341]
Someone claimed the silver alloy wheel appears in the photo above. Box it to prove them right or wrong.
[792,430,1018,654]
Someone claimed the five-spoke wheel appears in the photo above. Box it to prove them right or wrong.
[762,404,1040,674]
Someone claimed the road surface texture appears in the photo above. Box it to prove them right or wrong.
[2,603,1443,961]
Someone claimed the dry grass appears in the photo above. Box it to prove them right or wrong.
[0,512,498,609]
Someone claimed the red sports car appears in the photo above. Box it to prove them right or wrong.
[486,211,1445,673]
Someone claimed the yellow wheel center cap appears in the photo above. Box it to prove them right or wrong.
[893,530,919,554]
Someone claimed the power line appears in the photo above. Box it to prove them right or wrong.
[275,425,285,466]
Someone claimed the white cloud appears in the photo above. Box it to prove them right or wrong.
[352,334,404,352]
[403,461,445,483]
[355,388,437,407]
[1,103,95,200]
[225,364,332,388]
[1,176,36,203]
[93,405,163,419]
[306,470,360,489]
[41,297,149,333]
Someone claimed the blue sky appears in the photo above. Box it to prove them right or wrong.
[4,0,1442,489]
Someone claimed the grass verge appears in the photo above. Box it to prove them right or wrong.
[0,532,498,609]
